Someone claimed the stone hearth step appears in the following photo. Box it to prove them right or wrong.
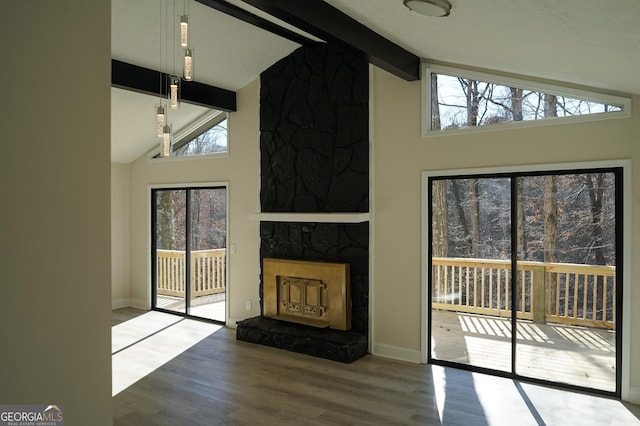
[236,316,368,363]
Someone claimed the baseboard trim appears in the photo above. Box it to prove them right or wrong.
[372,343,422,364]
[125,299,147,310]
[112,298,148,310]
[628,386,640,404]
[227,317,242,329]
[111,298,130,310]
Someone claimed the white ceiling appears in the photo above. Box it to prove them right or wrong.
[112,0,640,163]
[326,0,640,95]
[111,0,301,163]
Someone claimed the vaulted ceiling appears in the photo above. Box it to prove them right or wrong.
[112,0,640,163]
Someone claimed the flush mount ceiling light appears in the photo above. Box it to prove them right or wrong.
[403,0,452,17]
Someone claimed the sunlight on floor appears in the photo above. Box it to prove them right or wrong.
[112,311,222,396]
[430,365,640,425]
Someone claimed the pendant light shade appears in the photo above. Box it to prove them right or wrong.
[155,105,166,137]
[161,124,173,157]
[180,15,189,47]
[169,76,180,109]
[184,48,193,81]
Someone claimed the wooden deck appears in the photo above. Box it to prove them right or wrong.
[156,294,225,322]
[431,310,616,392]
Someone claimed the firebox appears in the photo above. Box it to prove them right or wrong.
[262,258,351,331]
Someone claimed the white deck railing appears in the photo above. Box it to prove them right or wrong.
[432,257,615,329]
[156,249,226,298]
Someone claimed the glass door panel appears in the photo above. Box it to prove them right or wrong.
[515,173,617,392]
[430,177,512,373]
[153,189,187,314]
[188,188,227,322]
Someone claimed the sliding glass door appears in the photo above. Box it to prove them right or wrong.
[428,168,620,394]
[152,186,227,323]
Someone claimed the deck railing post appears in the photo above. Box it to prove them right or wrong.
[532,265,546,324]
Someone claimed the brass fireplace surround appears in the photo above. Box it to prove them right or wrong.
[263,258,351,331]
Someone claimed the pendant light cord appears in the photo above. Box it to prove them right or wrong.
[159,0,163,105]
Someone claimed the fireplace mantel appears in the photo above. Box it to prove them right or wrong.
[249,212,369,223]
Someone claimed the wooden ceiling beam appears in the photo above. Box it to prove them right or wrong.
[195,0,317,46]
[240,0,420,81]
[111,59,237,111]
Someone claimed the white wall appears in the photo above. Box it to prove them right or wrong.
[118,61,640,402]
[370,66,640,400]
[112,163,131,308]
[128,79,261,324]
[0,1,112,424]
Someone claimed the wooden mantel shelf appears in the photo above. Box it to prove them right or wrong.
[249,212,370,223]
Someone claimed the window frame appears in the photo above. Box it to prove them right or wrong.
[422,63,632,137]
[148,110,229,162]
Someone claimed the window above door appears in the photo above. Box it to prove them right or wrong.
[422,64,631,137]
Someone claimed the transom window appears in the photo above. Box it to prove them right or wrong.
[423,64,631,136]
[153,111,228,159]
[173,117,228,157]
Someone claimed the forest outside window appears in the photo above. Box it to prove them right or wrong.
[153,111,228,159]
[173,116,227,157]
[423,64,631,136]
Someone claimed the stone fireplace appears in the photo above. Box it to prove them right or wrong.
[236,43,369,363]
[262,258,351,330]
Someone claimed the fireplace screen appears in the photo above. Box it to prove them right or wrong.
[263,258,351,330]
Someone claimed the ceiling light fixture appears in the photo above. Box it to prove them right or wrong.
[169,76,180,109]
[184,48,193,81]
[156,105,166,137]
[157,0,194,157]
[156,1,168,148]
[162,124,174,157]
[403,0,452,17]
[180,14,189,47]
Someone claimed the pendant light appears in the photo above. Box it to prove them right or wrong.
[169,76,180,109]
[155,1,167,139]
[180,15,189,47]
[184,48,193,81]
[161,124,173,157]
[156,105,166,137]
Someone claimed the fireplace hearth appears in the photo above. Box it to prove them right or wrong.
[236,316,367,363]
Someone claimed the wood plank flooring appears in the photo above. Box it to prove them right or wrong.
[112,308,640,425]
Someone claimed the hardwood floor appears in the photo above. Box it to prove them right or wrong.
[112,308,640,425]
[112,306,147,326]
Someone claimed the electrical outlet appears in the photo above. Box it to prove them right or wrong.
[245,300,252,311]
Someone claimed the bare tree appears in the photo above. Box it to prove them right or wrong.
[585,173,607,265]
[542,95,559,262]
[432,181,449,257]
[543,175,558,263]
[516,178,527,259]
[430,74,449,258]
[469,178,480,258]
